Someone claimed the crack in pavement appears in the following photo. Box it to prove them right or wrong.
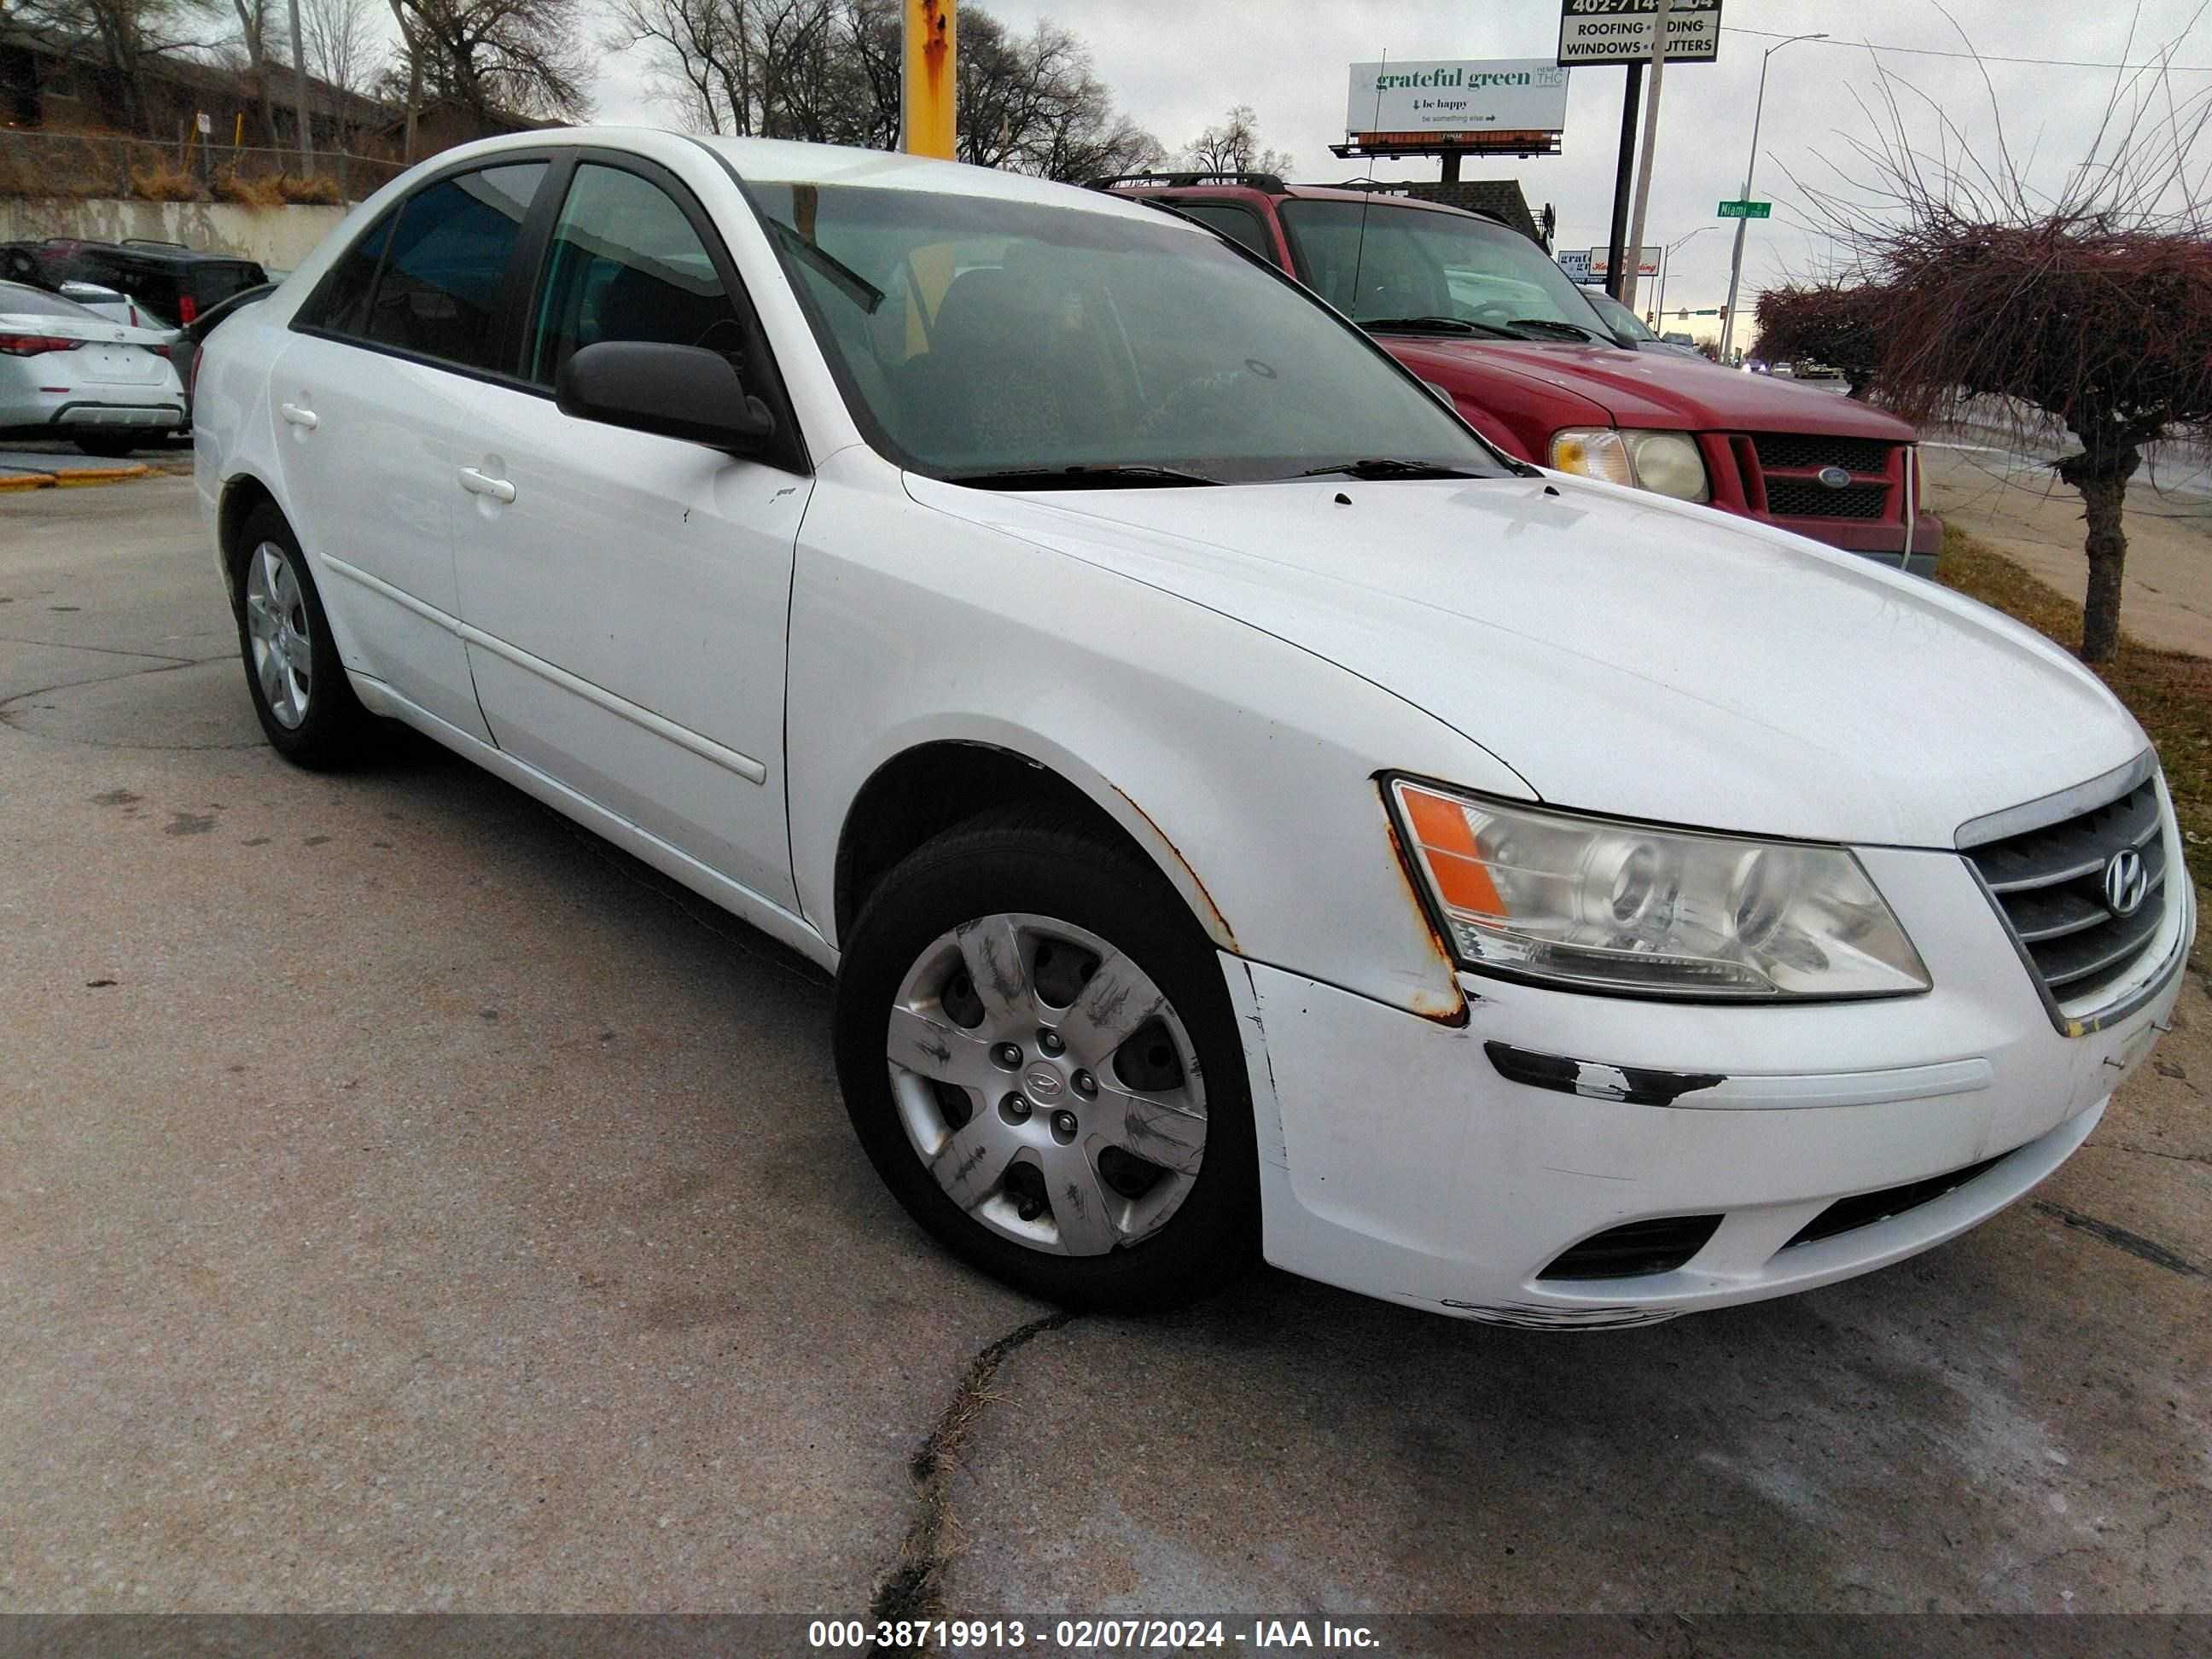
[869,1311,1077,1653]
[0,634,202,663]
[0,652,235,722]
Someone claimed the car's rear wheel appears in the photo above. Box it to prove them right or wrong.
[232,504,373,767]
[73,434,138,457]
[834,808,1259,1313]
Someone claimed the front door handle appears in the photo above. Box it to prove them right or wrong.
[279,402,318,429]
[458,467,515,504]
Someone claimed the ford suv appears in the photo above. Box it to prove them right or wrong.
[1101,174,1941,575]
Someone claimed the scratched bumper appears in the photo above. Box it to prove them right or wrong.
[1224,839,2187,1325]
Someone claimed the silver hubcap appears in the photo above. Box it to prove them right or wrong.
[243,541,312,730]
[886,912,1208,1257]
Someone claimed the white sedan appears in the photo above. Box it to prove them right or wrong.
[0,280,186,455]
[192,131,2189,1325]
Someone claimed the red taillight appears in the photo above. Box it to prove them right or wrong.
[0,334,84,356]
[178,294,198,325]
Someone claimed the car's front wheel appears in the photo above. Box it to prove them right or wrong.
[834,808,1259,1313]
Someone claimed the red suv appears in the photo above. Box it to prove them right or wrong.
[1100,175,1940,574]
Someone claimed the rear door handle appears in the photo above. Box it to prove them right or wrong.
[458,467,515,504]
[279,402,318,429]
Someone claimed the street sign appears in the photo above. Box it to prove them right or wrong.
[1717,200,1772,219]
[1557,0,1723,67]
[1587,244,1660,281]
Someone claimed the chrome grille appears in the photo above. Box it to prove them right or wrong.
[1965,775,2170,1011]
[1751,434,1894,473]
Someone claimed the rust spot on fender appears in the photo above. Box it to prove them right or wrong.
[1380,813,1470,1027]
[1108,784,1238,953]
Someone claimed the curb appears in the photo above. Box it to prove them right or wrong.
[0,471,59,492]
[54,464,154,487]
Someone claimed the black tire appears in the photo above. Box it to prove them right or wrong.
[834,807,1260,1313]
[230,503,375,768]
[73,434,138,457]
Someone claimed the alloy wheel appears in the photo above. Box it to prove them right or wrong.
[243,540,313,730]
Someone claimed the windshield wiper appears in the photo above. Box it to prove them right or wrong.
[765,218,883,313]
[1507,317,1603,342]
[1358,315,1522,340]
[942,463,1221,490]
[1296,457,1484,480]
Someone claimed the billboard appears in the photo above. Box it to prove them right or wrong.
[1557,249,1595,284]
[1557,0,1723,67]
[1587,245,1661,280]
[1345,59,1570,142]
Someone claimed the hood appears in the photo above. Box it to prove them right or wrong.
[906,472,2142,847]
[1389,337,1914,439]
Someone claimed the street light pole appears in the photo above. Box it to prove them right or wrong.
[1652,224,1714,331]
[1717,31,1825,361]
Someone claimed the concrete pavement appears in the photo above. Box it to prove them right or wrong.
[2,478,2209,1625]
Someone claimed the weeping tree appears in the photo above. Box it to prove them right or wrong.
[1794,12,2212,664]
[1753,282,1889,399]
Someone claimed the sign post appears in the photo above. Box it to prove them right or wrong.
[902,0,957,160]
[1561,3,1721,302]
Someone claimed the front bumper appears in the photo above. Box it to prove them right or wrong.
[1779,508,1944,577]
[1224,839,2190,1326]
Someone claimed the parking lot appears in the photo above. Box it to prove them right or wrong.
[3,476,2209,1628]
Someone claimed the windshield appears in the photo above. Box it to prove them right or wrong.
[0,281,102,321]
[1581,288,1653,343]
[1278,200,1620,342]
[744,183,1505,485]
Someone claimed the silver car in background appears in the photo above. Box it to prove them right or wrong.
[0,279,186,456]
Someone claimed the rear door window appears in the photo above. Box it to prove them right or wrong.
[350,162,546,371]
[1165,200,1276,264]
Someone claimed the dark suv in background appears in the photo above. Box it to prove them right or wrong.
[0,238,267,328]
[1098,173,1940,574]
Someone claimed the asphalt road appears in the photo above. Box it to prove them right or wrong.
[3,478,2209,1638]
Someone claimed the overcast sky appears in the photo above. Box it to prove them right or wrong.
[579,1,2211,322]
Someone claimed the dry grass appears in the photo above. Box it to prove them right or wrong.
[274,173,342,206]
[212,167,288,207]
[127,160,207,202]
[1938,527,2212,916]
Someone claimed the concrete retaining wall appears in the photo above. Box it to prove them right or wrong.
[0,198,349,271]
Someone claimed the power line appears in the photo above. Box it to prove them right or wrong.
[1722,25,2212,74]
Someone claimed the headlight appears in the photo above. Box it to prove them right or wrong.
[1549,428,1711,502]
[1388,779,1930,1000]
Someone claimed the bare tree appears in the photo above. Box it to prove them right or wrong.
[612,0,1156,178]
[301,0,385,147]
[224,0,282,146]
[1791,9,2212,661]
[385,0,593,124]
[8,0,225,133]
[1181,105,1291,178]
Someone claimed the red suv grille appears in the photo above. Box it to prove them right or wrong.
[1741,431,1898,522]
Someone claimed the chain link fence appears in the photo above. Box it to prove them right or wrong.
[0,128,409,206]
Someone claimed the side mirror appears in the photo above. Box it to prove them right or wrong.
[556,341,775,452]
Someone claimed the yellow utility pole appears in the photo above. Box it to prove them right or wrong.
[901,0,957,159]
